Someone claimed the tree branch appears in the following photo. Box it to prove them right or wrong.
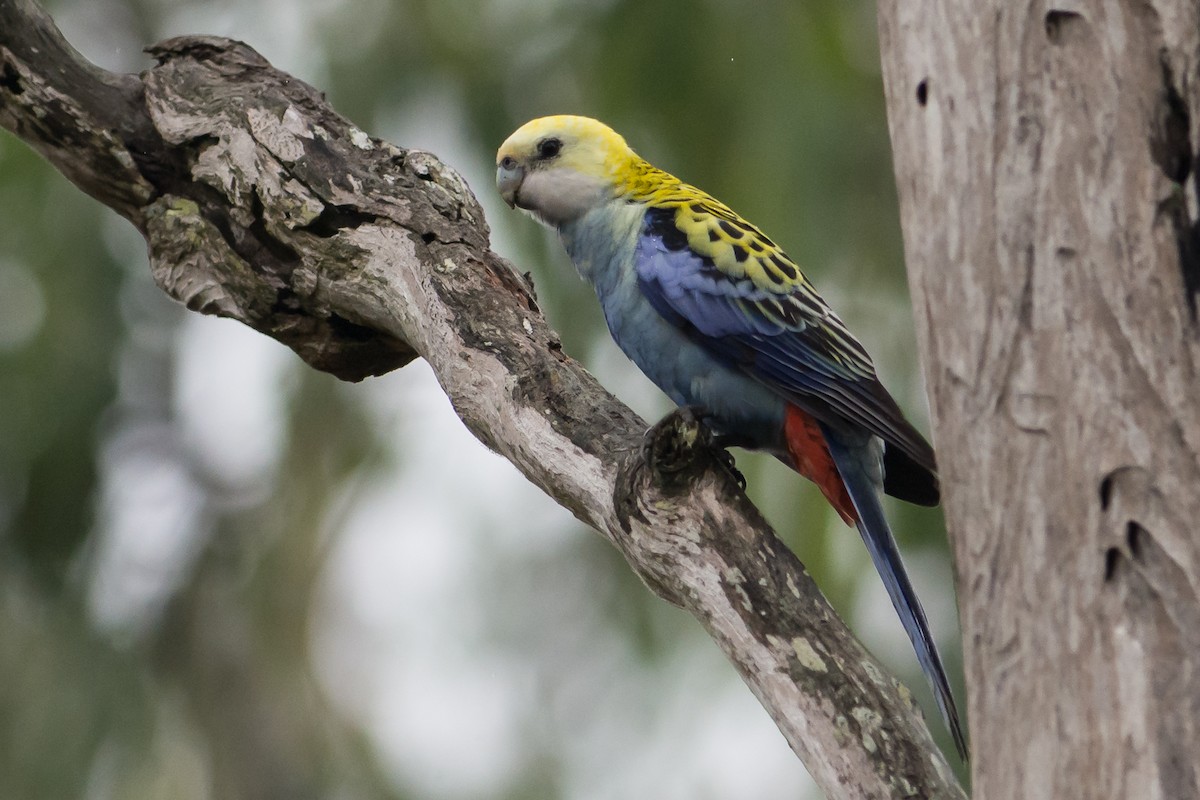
[0,2,963,795]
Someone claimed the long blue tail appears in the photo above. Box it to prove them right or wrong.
[822,426,969,760]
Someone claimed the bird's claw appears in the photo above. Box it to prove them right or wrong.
[641,406,746,490]
[640,406,707,471]
[712,446,747,490]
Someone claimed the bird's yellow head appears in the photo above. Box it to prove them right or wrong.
[496,115,638,227]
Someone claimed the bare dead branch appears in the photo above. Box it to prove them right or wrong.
[0,1,964,795]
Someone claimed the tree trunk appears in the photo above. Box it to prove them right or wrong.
[879,2,1200,797]
[0,0,965,796]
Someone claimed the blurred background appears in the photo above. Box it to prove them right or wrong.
[0,1,963,797]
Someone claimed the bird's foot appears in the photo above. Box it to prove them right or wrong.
[710,445,746,491]
[641,406,746,490]
[640,405,708,470]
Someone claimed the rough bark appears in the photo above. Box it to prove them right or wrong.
[0,1,965,797]
[879,2,1200,798]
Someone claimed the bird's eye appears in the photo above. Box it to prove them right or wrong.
[499,155,518,170]
[537,137,562,159]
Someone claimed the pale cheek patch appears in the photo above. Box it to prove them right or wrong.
[518,168,608,227]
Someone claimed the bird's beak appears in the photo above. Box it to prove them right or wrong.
[496,161,525,209]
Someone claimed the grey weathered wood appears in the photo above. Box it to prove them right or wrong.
[879,2,1200,797]
[0,1,965,796]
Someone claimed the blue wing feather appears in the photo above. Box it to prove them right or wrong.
[635,206,936,477]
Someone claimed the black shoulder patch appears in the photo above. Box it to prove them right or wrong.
[644,206,689,251]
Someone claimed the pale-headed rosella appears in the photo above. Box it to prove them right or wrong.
[496,115,966,759]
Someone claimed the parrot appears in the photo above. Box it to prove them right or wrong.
[495,115,966,759]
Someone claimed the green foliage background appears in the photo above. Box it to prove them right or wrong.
[0,1,962,797]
